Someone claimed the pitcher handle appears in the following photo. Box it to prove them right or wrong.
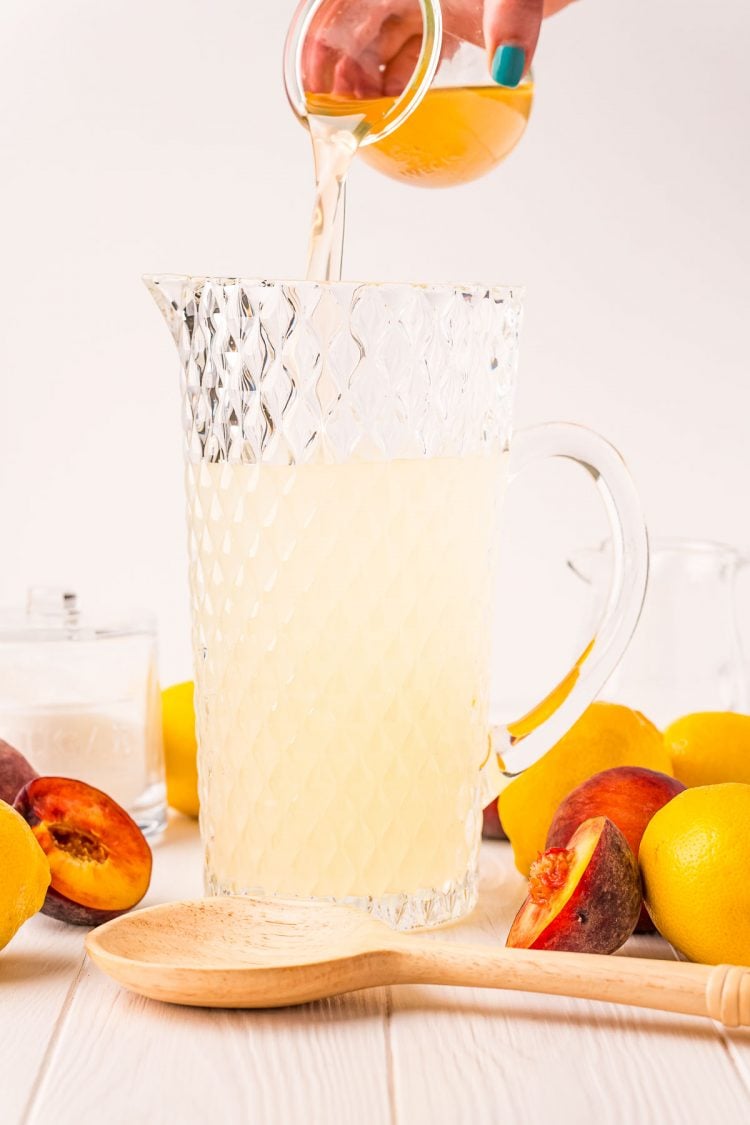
[483,422,649,791]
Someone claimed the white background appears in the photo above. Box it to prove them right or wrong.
[1,0,749,712]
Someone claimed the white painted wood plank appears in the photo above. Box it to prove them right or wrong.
[27,964,391,1125]
[144,813,205,903]
[388,844,750,1125]
[25,819,392,1125]
[0,916,85,1124]
[723,1028,750,1092]
[0,814,200,1125]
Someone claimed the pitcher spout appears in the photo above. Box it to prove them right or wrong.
[143,274,193,344]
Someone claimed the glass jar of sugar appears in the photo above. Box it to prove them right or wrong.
[0,588,166,837]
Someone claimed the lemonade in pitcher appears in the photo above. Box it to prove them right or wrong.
[190,454,506,905]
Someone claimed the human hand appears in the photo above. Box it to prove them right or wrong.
[486,0,574,88]
[301,0,575,98]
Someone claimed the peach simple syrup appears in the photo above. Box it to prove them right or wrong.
[306,82,533,188]
[188,453,507,902]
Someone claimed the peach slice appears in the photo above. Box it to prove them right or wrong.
[545,766,686,932]
[0,740,38,805]
[506,816,641,954]
[14,777,152,925]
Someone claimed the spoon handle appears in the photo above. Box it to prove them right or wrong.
[393,941,750,1027]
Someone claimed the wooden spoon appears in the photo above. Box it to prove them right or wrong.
[85,896,750,1025]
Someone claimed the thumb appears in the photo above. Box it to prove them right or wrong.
[484,0,544,87]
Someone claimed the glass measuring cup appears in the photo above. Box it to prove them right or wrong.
[285,0,443,149]
[286,0,533,189]
[285,0,443,279]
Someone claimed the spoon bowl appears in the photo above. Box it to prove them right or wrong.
[85,896,401,1008]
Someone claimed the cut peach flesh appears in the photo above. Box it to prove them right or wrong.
[26,778,151,911]
[513,821,601,946]
[528,848,574,906]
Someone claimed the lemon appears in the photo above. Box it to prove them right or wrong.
[0,799,50,951]
[664,712,750,788]
[499,702,671,874]
[162,681,199,818]
[639,783,750,964]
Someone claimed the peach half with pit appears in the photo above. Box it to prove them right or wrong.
[14,777,152,925]
[545,766,686,931]
[506,816,641,954]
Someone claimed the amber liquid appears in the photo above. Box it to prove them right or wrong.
[306,83,533,189]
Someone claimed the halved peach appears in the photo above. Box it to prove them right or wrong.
[14,777,152,925]
[506,816,641,954]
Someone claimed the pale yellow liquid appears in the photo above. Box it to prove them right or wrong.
[189,454,506,904]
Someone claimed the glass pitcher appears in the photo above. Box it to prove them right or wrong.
[569,539,749,728]
[147,276,647,928]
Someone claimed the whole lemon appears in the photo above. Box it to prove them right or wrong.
[162,681,199,818]
[499,702,671,874]
[664,712,750,787]
[640,783,750,964]
[0,799,50,951]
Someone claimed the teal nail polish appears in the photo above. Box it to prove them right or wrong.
[491,45,526,88]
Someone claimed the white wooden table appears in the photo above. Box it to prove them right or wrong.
[3,816,749,1125]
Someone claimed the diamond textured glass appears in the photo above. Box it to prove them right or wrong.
[148,276,648,929]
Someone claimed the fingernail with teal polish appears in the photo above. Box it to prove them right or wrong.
[491,45,525,88]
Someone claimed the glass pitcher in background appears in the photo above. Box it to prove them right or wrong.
[569,539,749,728]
